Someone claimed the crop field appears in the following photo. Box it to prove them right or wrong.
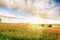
[0,23,60,40]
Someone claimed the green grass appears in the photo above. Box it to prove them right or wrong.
[0,31,58,40]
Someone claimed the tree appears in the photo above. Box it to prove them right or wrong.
[48,24,52,27]
[0,18,1,23]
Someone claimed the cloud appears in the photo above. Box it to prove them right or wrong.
[0,0,60,24]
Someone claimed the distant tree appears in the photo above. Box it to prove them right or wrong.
[0,18,1,23]
[41,24,44,27]
[48,24,52,27]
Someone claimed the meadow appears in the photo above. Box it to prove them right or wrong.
[0,23,60,40]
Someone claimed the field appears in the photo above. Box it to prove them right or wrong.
[0,23,60,40]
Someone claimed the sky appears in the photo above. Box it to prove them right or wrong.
[54,0,60,4]
[0,0,60,24]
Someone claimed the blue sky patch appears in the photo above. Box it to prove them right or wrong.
[54,0,60,4]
